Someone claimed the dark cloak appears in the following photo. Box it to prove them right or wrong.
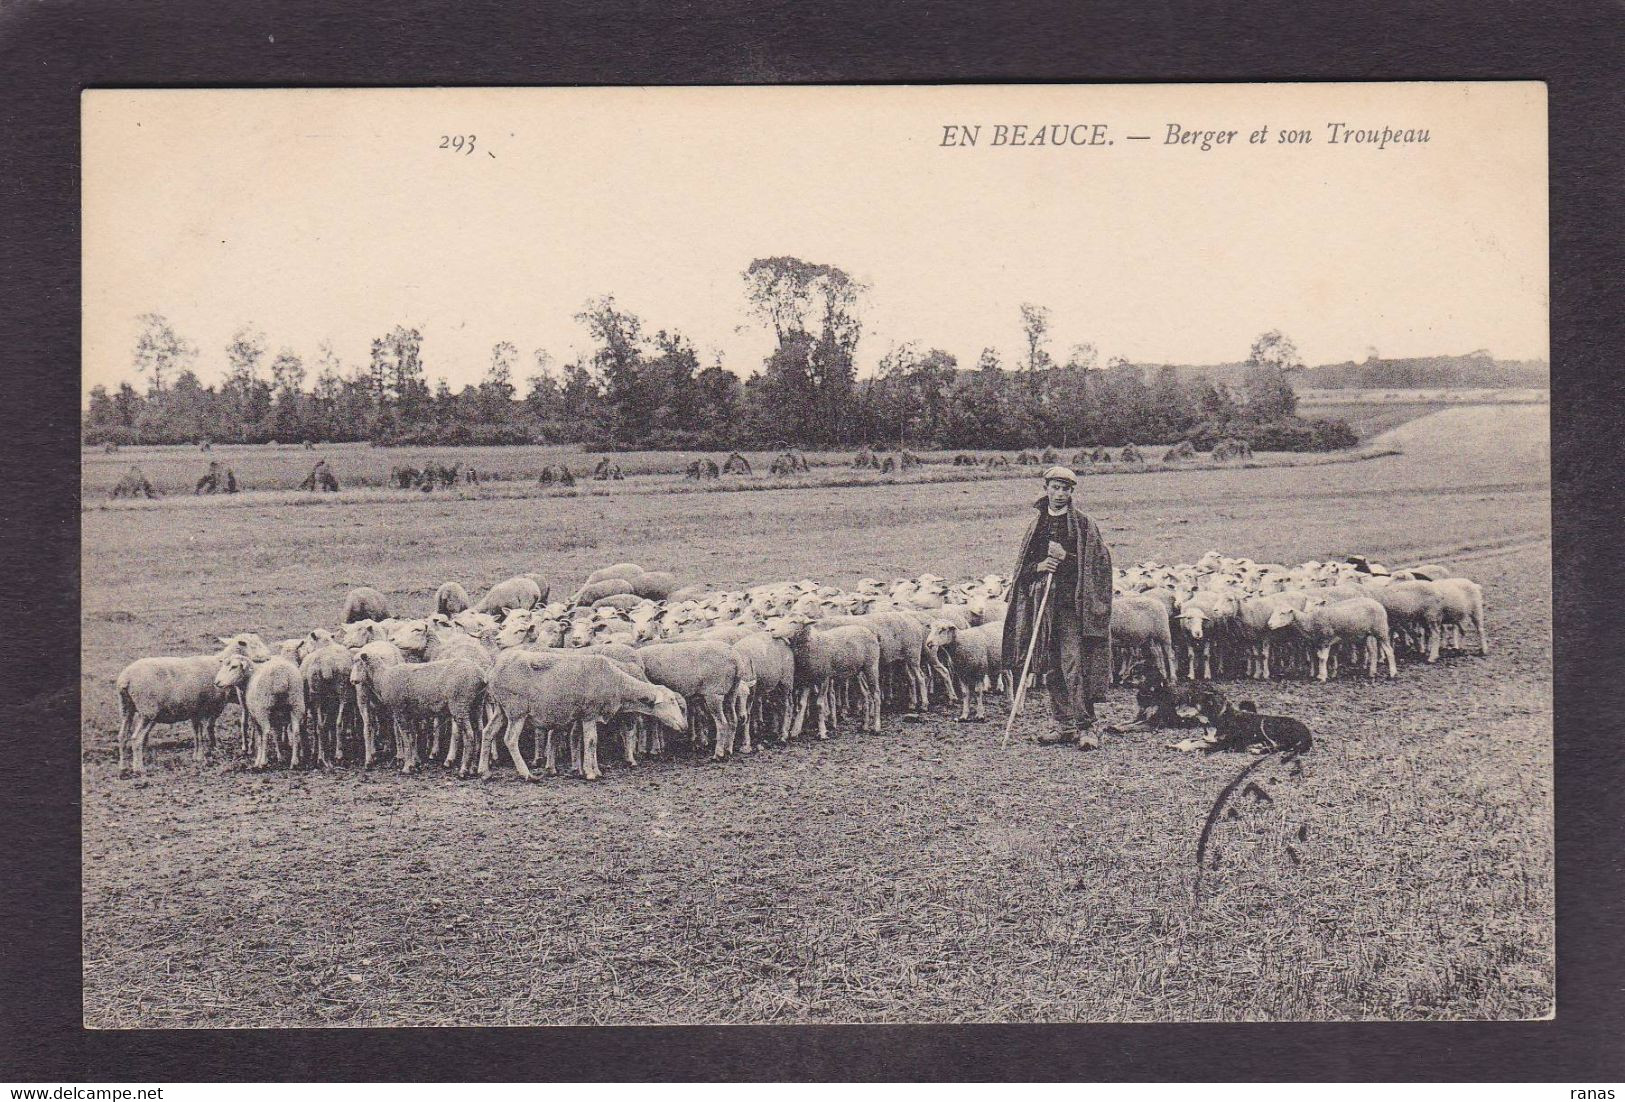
[1001,497,1115,700]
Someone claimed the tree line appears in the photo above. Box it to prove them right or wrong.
[84,257,1354,452]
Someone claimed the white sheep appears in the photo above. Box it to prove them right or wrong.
[1431,577,1488,654]
[585,562,645,585]
[299,642,355,766]
[475,575,544,615]
[343,586,391,624]
[112,634,275,774]
[636,640,743,759]
[768,618,881,740]
[1268,597,1397,681]
[1363,580,1445,662]
[923,620,1003,722]
[349,649,488,775]
[479,649,686,781]
[216,654,307,770]
[1110,593,1176,684]
[434,581,471,616]
[346,640,404,766]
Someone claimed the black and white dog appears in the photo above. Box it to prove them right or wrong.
[1106,663,1231,733]
[1200,700,1315,755]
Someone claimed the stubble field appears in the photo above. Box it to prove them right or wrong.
[80,404,1553,1026]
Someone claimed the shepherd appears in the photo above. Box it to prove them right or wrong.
[1001,466,1115,750]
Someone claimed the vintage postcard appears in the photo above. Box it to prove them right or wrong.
[80,83,1550,1026]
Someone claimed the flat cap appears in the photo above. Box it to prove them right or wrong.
[1041,466,1078,486]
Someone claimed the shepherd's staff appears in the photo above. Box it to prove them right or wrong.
[1003,542,1065,747]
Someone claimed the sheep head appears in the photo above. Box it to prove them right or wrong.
[631,683,689,732]
[925,621,957,651]
[389,620,430,658]
[217,633,273,662]
[215,654,253,689]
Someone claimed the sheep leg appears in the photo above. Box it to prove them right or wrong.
[709,695,734,760]
[906,660,927,713]
[287,713,304,769]
[1426,621,1440,663]
[621,719,639,767]
[775,690,792,744]
[789,687,811,741]
[1382,636,1398,678]
[443,713,461,769]
[252,715,270,770]
[929,652,958,704]
[398,712,419,774]
[975,684,988,721]
[1314,645,1331,683]
[580,718,601,781]
[191,717,207,763]
[127,714,157,775]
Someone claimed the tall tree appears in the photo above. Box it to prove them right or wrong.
[1019,302,1053,378]
[132,313,195,395]
[224,324,266,390]
[1243,329,1302,420]
[576,295,648,444]
[269,348,305,395]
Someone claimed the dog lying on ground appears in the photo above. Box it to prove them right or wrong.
[1169,700,1315,755]
[1105,665,1231,734]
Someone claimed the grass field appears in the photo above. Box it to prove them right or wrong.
[80,405,1552,1025]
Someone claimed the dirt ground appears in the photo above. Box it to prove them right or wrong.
[80,404,1552,1025]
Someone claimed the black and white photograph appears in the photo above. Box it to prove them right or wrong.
[78,82,1552,1027]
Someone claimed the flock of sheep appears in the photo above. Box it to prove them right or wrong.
[112,553,1487,782]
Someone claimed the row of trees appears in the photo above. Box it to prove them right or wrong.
[85,260,1336,451]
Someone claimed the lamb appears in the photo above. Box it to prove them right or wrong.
[479,650,686,781]
[1268,597,1397,681]
[346,640,404,765]
[966,594,1010,629]
[1363,580,1445,662]
[730,632,796,748]
[349,649,487,775]
[1109,594,1175,684]
[475,575,544,615]
[923,620,1003,722]
[1232,595,1298,680]
[434,581,471,616]
[215,655,308,770]
[902,606,969,703]
[495,612,567,650]
[343,586,391,624]
[1174,591,1241,680]
[114,652,240,775]
[1431,577,1488,654]
[768,618,881,740]
[636,640,743,759]
[818,610,930,714]
[299,642,355,766]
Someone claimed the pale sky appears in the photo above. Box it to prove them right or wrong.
[82,83,1548,397]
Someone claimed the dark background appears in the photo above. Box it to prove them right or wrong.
[2,0,1620,1082]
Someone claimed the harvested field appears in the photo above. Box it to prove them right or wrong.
[81,405,1552,1025]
